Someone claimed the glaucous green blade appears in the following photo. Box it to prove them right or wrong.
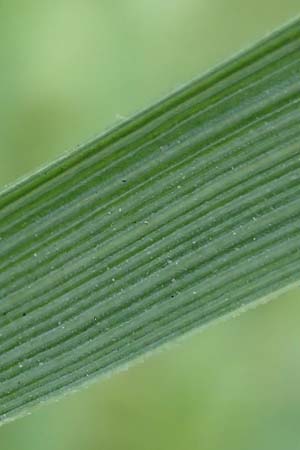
[1,17,300,425]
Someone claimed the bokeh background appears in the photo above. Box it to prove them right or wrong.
[1,1,300,449]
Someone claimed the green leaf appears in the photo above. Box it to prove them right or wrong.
[1,17,300,425]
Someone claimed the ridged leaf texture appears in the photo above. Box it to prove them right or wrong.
[1,18,300,424]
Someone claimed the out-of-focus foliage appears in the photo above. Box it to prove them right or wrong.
[0,1,299,449]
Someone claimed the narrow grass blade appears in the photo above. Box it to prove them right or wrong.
[1,17,300,424]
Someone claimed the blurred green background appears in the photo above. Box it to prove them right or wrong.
[1,1,300,449]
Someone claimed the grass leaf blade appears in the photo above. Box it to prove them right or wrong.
[1,17,300,424]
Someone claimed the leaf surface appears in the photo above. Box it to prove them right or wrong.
[1,17,300,424]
